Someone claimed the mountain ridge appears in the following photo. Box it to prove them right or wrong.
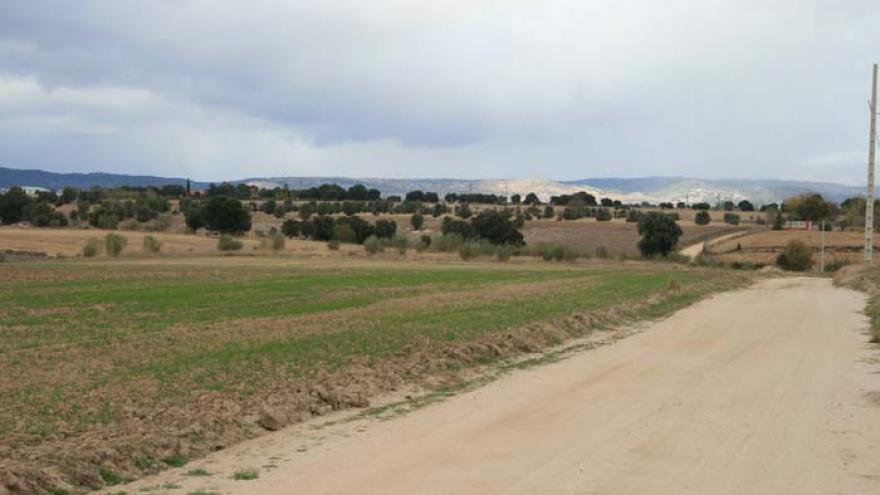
[0,166,871,204]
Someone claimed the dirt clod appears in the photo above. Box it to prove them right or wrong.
[258,405,289,432]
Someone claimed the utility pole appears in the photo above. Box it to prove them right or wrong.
[820,220,826,273]
[866,63,878,263]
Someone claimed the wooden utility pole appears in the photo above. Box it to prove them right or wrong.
[866,63,878,263]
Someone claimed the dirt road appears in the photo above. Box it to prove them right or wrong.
[113,277,880,494]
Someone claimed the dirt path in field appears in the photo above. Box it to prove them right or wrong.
[680,230,756,259]
[108,277,880,495]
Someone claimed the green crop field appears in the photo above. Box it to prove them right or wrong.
[0,257,748,493]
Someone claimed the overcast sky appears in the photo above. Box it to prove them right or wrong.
[0,1,878,184]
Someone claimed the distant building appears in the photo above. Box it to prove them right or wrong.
[784,220,814,231]
[17,186,53,197]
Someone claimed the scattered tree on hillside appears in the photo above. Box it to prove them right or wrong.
[410,212,425,231]
[470,210,525,245]
[783,193,836,222]
[0,187,31,224]
[637,212,682,258]
[374,219,397,239]
[202,196,252,233]
[694,210,711,226]
[595,208,612,221]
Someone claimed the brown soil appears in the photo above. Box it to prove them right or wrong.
[0,277,694,495]
[523,219,743,256]
[709,230,876,265]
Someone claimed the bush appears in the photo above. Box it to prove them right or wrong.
[332,224,357,244]
[364,235,382,255]
[637,212,683,258]
[824,258,850,273]
[392,235,408,255]
[97,213,120,230]
[217,234,243,252]
[495,244,514,262]
[374,219,397,239]
[626,209,643,223]
[694,210,711,225]
[270,232,285,252]
[184,207,205,231]
[772,211,785,230]
[595,208,612,222]
[82,238,103,257]
[433,233,464,252]
[723,213,740,225]
[776,240,813,271]
[471,210,525,245]
[458,240,482,260]
[142,235,162,254]
[202,196,252,233]
[278,220,299,238]
[105,233,127,257]
[595,246,609,259]
[536,243,578,262]
[144,214,172,232]
[327,239,340,250]
[441,217,476,240]
[410,213,424,231]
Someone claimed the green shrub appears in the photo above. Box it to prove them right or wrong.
[824,258,850,273]
[142,235,162,254]
[637,212,683,258]
[82,238,103,257]
[495,244,514,261]
[161,454,187,467]
[772,211,785,230]
[281,219,302,238]
[105,233,127,257]
[410,213,424,231]
[144,214,172,232]
[270,232,285,252]
[217,234,243,252]
[232,468,259,481]
[458,240,482,260]
[97,213,120,230]
[595,208,612,221]
[433,233,464,252]
[327,239,340,250]
[374,219,397,238]
[776,240,813,271]
[536,243,577,262]
[392,235,408,255]
[723,213,740,225]
[694,210,711,225]
[333,224,358,244]
[364,235,382,255]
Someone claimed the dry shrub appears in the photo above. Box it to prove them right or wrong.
[776,240,813,271]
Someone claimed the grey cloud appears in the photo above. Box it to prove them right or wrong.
[0,0,878,182]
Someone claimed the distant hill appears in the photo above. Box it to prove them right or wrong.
[0,165,872,204]
[0,166,200,190]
